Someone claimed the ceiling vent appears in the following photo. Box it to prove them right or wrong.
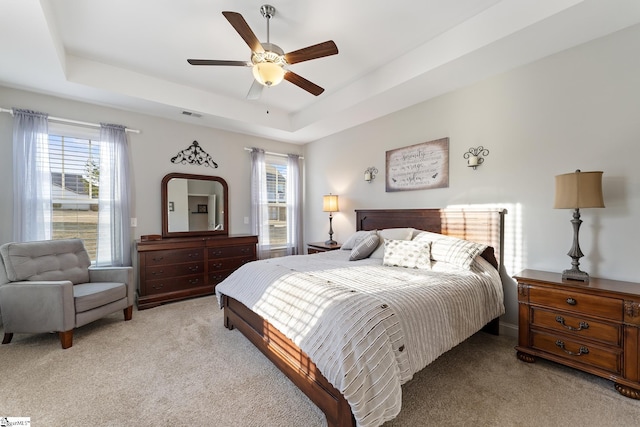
[181,111,202,118]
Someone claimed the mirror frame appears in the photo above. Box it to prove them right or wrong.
[161,172,229,238]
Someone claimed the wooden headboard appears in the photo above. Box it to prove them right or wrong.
[355,208,506,270]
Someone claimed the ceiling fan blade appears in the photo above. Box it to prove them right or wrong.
[284,41,338,65]
[222,11,264,53]
[187,59,251,66]
[284,71,324,96]
[246,80,264,100]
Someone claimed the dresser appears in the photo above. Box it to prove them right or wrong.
[136,234,257,309]
[514,269,640,399]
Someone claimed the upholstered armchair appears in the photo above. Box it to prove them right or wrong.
[0,238,134,349]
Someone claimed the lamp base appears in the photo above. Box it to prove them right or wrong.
[325,239,337,245]
[562,268,589,282]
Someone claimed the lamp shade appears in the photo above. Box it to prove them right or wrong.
[252,62,285,87]
[323,194,339,212]
[554,170,604,209]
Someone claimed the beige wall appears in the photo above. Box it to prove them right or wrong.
[0,87,302,244]
[304,24,640,332]
[1,24,639,334]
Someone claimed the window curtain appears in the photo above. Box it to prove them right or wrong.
[12,109,52,242]
[286,154,303,255]
[250,148,270,259]
[96,123,131,267]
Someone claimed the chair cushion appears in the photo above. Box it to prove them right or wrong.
[0,239,91,284]
[73,282,126,313]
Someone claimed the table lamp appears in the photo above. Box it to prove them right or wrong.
[553,170,604,281]
[322,194,339,245]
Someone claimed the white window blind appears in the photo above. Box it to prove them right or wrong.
[265,154,288,249]
[48,130,101,260]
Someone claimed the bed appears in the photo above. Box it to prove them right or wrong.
[216,208,506,427]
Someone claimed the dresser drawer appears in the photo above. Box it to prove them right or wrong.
[531,308,621,346]
[208,245,255,259]
[532,330,621,374]
[529,287,622,321]
[144,274,207,295]
[144,248,204,266]
[209,270,235,286]
[145,261,204,280]
[208,257,254,272]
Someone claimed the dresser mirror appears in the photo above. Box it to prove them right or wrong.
[161,173,229,237]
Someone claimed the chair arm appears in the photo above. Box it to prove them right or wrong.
[0,281,75,333]
[89,266,135,305]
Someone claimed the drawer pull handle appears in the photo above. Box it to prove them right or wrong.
[152,256,164,261]
[212,250,223,256]
[188,252,199,258]
[152,283,164,290]
[566,297,577,306]
[555,340,589,356]
[188,265,199,272]
[555,316,589,331]
[189,278,199,285]
[151,270,164,275]
[240,248,249,253]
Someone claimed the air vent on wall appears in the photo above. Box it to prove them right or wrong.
[181,111,202,118]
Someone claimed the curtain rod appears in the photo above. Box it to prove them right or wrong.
[0,107,141,134]
[243,147,304,160]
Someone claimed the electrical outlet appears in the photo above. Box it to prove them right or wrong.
[130,217,137,227]
[244,216,249,225]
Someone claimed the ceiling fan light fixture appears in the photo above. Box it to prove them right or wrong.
[251,51,286,87]
[252,62,285,86]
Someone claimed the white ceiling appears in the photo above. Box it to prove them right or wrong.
[1,0,640,144]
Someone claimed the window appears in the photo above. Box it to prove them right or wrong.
[48,133,101,259]
[265,154,288,251]
[251,149,302,259]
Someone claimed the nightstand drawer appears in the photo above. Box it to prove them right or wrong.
[532,331,621,374]
[531,308,621,346]
[529,287,622,321]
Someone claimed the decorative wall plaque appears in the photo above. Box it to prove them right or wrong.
[171,140,218,168]
[385,137,449,192]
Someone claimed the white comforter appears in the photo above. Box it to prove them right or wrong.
[215,250,504,427]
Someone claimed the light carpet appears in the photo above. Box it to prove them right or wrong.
[1,296,639,426]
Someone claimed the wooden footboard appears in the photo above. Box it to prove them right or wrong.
[223,295,355,427]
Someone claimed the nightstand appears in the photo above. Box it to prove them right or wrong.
[307,242,342,254]
[514,269,640,399]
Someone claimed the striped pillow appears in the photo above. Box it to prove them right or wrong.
[342,230,377,250]
[413,232,486,270]
[382,239,432,269]
[349,233,380,260]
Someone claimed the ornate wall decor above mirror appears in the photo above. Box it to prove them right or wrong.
[171,140,219,168]
[161,173,229,237]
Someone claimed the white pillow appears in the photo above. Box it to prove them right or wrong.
[370,228,415,259]
[349,233,380,260]
[382,239,432,269]
[342,230,377,250]
[413,231,487,270]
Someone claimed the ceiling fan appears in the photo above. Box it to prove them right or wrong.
[187,4,338,100]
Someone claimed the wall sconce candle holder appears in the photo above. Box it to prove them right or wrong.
[463,146,489,170]
[364,167,378,183]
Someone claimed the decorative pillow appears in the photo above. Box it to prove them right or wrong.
[413,232,487,270]
[382,239,432,269]
[349,233,380,261]
[370,228,415,259]
[341,230,377,250]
